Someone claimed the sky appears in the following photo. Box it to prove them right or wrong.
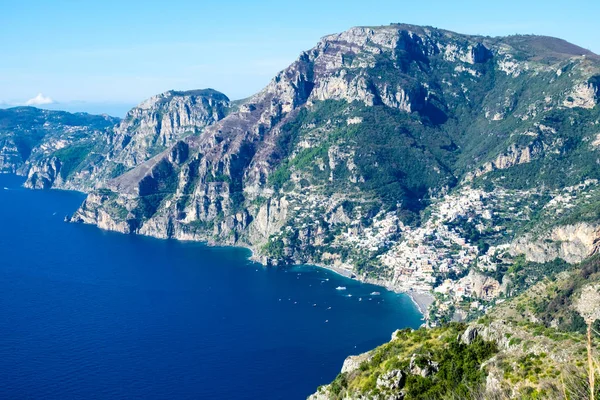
[1,0,599,117]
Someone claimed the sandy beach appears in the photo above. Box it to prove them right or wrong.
[407,291,435,315]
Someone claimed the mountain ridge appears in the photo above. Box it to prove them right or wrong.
[5,24,596,303]
[2,22,600,399]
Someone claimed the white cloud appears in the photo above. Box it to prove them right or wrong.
[25,93,54,106]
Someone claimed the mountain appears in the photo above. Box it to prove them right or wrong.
[0,90,230,191]
[5,24,600,319]
[3,23,600,398]
[0,107,118,180]
[63,24,599,319]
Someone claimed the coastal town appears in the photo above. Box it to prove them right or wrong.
[267,177,600,323]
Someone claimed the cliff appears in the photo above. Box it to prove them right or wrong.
[23,89,230,191]
[0,107,118,182]
[5,22,600,400]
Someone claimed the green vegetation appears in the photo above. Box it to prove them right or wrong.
[505,256,570,296]
[186,219,215,233]
[402,337,497,399]
[262,237,285,259]
[206,173,232,184]
[269,99,458,213]
[324,323,498,399]
[0,107,116,173]
[109,163,128,179]
[526,255,600,334]
[53,144,93,179]
[268,166,291,191]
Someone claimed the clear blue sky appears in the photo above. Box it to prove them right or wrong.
[1,0,598,116]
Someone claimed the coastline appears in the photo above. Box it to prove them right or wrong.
[13,170,434,320]
[77,214,436,319]
[300,261,433,319]
[406,290,435,316]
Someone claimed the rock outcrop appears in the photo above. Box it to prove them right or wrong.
[108,89,230,168]
[510,222,600,264]
[564,80,600,109]
[464,141,544,181]
[25,157,63,189]
[5,25,600,400]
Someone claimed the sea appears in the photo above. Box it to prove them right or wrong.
[0,174,422,399]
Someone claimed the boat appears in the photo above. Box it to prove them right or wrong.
[370,291,381,295]
[335,286,346,290]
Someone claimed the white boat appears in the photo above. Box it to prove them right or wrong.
[370,291,381,295]
[335,286,346,291]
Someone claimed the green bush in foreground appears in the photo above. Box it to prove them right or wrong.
[327,324,498,400]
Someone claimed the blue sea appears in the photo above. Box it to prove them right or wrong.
[0,174,422,399]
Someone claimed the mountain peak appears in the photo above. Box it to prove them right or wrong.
[136,88,229,111]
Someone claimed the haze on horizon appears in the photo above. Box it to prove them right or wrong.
[2,0,599,117]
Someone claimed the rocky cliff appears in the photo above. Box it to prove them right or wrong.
[106,89,230,169]
[6,23,600,400]
[0,90,230,191]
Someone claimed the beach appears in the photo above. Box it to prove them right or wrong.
[407,291,435,315]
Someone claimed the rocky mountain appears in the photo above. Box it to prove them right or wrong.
[65,24,600,322]
[103,89,230,172]
[5,23,600,399]
[26,89,230,191]
[0,89,230,191]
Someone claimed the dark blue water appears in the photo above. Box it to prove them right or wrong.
[0,174,422,399]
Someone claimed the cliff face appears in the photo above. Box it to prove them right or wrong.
[14,90,230,191]
[108,89,230,168]
[510,222,600,264]
[69,25,600,305]
[5,25,600,399]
